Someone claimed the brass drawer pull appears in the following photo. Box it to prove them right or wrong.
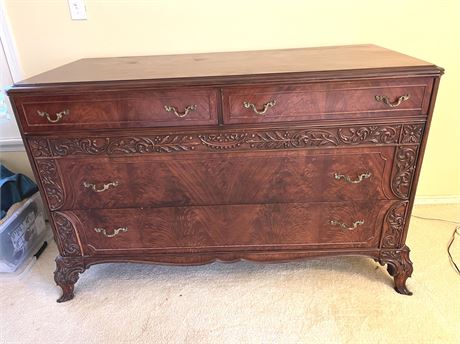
[37,109,69,123]
[334,172,371,184]
[94,227,128,238]
[164,104,197,118]
[330,219,364,231]
[83,181,119,193]
[243,100,276,115]
[375,94,410,108]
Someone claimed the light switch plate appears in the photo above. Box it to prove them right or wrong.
[68,0,87,20]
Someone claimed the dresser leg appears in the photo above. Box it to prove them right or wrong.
[379,246,413,295]
[54,256,85,303]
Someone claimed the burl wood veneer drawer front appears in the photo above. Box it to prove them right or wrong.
[17,88,218,132]
[222,78,433,124]
[52,147,395,210]
[58,200,388,255]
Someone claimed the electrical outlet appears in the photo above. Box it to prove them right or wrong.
[68,0,87,20]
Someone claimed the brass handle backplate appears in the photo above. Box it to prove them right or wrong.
[83,181,119,193]
[37,109,69,123]
[334,172,372,184]
[164,104,197,118]
[375,94,410,108]
[94,227,128,238]
[330,219,364,231]
[243,100,277,115]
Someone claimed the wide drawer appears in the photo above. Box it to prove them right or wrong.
[55,200,388,255]
[223,78,433,124]
[50,147,395,210]
[16,88,219,132]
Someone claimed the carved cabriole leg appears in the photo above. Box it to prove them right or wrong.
[54,256,85,303]
[50,213,84,302]
[379,246,413,295]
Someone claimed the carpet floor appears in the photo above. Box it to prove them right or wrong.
[1,204,459,344]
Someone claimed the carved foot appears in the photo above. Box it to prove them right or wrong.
[54,256,85,303]
[379,246,413,295]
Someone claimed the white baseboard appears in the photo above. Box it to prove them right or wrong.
[414,195,460,205]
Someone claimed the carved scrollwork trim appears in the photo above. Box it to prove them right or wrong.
[380,248,413,278]
[54,257,84,286]
[198,133,248,150]
[36,159,65,210]
[47,125,403,157]
[391,146,418,199]
[256,129,340,148]
[50,135,198,156]
[401,124,424,144]
[338,126,399,145]
[52,212,82,256]
[105,135,197,154]
[50,138,110,156]
[382,201,408,248]
[28,138,51,157]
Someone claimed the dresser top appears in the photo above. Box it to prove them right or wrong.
[16,44,440,87]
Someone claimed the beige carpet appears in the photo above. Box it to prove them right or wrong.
[1,204,459,344]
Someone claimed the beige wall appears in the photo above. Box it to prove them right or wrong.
[3,0,460,197]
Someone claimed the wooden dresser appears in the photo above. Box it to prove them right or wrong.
[7,45,443,302]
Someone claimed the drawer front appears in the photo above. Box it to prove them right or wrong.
[53,147,395,210]
[223,78,432,124]
[17,88,218,132]
[60,200,388,255]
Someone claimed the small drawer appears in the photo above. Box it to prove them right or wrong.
[57,200,388,256]
[222,78,433,124]
[17,88,219,132]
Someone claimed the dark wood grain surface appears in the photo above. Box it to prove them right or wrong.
[65,200,386,255]
[223,78,432,123]
[7,45,443,301]
[16,88,219,131]
[52,147,394,210]
[15,45,437,86]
